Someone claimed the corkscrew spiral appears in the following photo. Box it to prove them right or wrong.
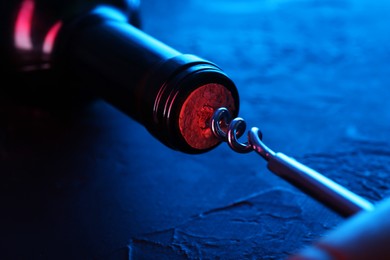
[210,107,275,160]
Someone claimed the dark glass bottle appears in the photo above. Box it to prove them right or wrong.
[0,0,239,154]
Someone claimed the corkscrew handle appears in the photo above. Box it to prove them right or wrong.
[249,128,375,217]
[212,108,375,217]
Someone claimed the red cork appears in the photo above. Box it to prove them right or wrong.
[179,83,236,150]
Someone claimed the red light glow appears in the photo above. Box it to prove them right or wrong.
[43,21,62,54]
[14,0,35,50]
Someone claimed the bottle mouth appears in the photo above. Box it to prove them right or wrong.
[151,62,239,154]
[178,83,236,150]
[139,54,239,154]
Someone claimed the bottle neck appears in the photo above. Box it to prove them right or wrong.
[56,10,240,153]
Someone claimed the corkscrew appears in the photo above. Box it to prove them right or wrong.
[211,107,375,217]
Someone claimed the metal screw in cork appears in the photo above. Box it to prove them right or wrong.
[210,107,375,218]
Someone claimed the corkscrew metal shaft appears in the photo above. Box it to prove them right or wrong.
[211,107,375,217]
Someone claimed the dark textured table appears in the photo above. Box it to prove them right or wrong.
[1,0,390,259]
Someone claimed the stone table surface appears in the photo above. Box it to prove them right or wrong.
[1,0,390,259]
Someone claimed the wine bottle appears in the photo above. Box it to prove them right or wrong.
[1,0,239,154]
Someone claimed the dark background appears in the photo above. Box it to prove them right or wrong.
[2,0,390,259]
